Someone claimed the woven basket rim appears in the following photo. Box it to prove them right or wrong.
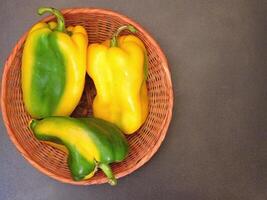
[0,7,173,185]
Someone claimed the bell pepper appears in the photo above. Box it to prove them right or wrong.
[30,116,129,185]
[87,25,149,134]
[22,7,88,118]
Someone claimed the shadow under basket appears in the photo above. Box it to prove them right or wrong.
[1,8,173,185]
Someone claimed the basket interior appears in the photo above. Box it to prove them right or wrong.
[2,9,172,185]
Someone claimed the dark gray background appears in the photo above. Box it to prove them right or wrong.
[0,0,266,200]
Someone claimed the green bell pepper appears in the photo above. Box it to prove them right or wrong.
[30,116,129,185]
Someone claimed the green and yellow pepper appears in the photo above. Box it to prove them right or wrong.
[22,7,88,118]
[87,25,149,134]
[30,116,129,185]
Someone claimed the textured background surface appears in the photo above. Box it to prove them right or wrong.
[0,0,266,200]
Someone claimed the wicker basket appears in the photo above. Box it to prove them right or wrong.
[0,8,173,185]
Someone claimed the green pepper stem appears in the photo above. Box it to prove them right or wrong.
[29,119,37,130]
[110,25,137,47]
[38,7,65,32]
[98,163,117,186]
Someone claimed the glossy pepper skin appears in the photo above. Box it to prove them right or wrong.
[87,25,149,134]
[30,116,129,185]
[22,7,88,118]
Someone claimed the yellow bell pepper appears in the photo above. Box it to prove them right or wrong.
[87,25,149,134]
[22,7,88,118]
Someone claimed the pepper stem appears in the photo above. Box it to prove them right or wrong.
[98,163,117,186]
[38,7,65,32]
[29,119,37,130]
[110,25,137,47]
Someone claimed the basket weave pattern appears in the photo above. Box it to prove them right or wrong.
[1,8,173,185]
